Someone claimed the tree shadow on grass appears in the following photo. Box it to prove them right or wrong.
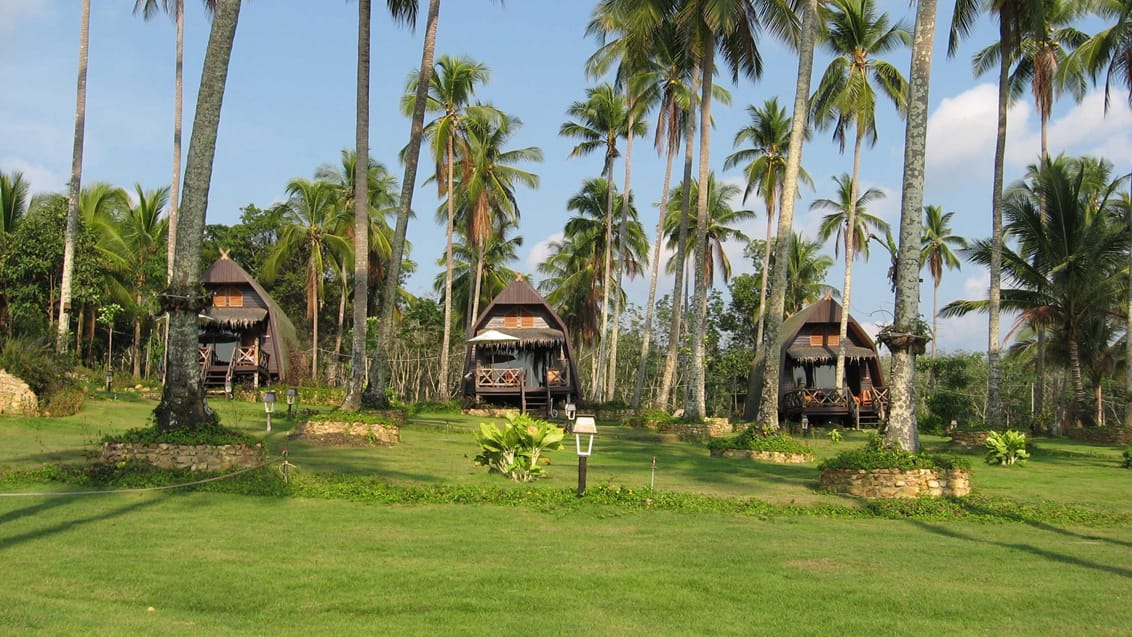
[0,494,164,552]
[911,520,1132,580]
[957,498,1132,549]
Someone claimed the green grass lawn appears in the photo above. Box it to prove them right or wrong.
[1,396,1131,635]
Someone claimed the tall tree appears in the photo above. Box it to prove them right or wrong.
[403,54,491,399]
[950,0,1045,429]
[810,0,909,395]
[757,0,819,429]
[724,97,811,350]
[263,179,351,380]
[365,0,440,409]
[664,175,754,289]
[921,205,966,362]
[676,0,798,419]
[154,0,241,432]
[132,0,218,285]
[559,83,637,401]
[58,0,92,353]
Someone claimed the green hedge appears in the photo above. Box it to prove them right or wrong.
[818,434,969,472]
[707,429,812,455]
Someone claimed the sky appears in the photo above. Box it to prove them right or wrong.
[2,0,1130,355]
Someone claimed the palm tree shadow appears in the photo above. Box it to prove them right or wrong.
[0,495,164,552]
[912,520,1132,580]
[959,498,1132,549]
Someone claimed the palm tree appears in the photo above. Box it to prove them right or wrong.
[155,0,241,433]
[627,21,696,409]
[365,0,441,409]
[0,171,29,235]
[950,0,1046,429]
[942,156,1128,429]
[132,0,218,286]
[920,205,966,362]
[724,97,812,350]
[676,0,798,419]
[455,108,541,328]
[263,178,351,380]
[664,175,754,289]
[559,83,638,400]
[757,0,820,430]
[782,232,837,315]
[402,54,490,400]
[810,0,909,395]
[58,0,91,354]
[436,228,522,332]
[103,185,170,378]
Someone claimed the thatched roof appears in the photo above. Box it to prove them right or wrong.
[786,344,876,364]
[207,307,268,328]
[477,327,566,348]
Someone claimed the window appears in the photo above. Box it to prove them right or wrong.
[809,334,822,347]
[213,286,244,308]
[827,334,839,346]
[503,309,535,328]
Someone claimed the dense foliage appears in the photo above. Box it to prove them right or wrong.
[707,427,812,455]
[819,434,969,472]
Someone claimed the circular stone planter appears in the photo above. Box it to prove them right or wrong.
[101,442,264,472]
[709,447,813,464]
[819,467,971,498]
[291,420,400,446]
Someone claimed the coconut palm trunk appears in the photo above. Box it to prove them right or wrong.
[687,38,714,420]
[754,183,777,349]
[757,0,817,429]
[659,69,699,410]
[632,113,679,409]
[154,0,240,432]
[834,127,865,394]
[365,0,441,408]
[343,0,372,410]
[57,0,91,354]
[986,19,1011,430]
[606,106,638,403]
[167,0,184,284]
[439,133,456,399]
[886,0,937,452]
[592,149,617,401]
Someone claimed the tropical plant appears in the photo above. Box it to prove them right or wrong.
[920,204,966,361]
[473,413,564,482]
[58,0,92,353]
[725,97,812,350]
[664,175,754,289]
[984,429,1030,465]
[1123,445,1132,468]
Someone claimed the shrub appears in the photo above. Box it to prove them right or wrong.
[0,336,83,414]
[984,430,1029,466]
[819,433,969,472]
[473,413,564,482]
[708,427,811,455]
[1121,446,1131,469]
[104,420,256,447]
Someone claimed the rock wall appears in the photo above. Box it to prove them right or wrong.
[950,430,992,449]
[0,369,38,416]
[819,467,971,498]
[292,420,400,446]
[1064,427,1132,445]
[710,448,812,464]
[101,443,264,472]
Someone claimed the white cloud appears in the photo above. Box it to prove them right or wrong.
[962,274,986,300]
[525,231,564,272]
[0,156,67,195]
[926,83,1031,182]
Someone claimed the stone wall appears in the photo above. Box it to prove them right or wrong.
[950,430,992,449]
[0,369,38,416]
[292,420,400,446]
[101,443,264,472]
[1064,427,1132,445]
[710,448,812,464]
[819,467,971,498]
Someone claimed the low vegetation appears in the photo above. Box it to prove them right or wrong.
[819,433,969,472]
[707,427,812,455]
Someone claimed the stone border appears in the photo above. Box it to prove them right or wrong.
[1064,427,1132,445]
[709,447,813,464]
[819,467,971,498]
[290,420,400,446]
[101,442,264,472]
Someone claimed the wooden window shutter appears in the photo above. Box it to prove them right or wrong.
[827,334,840,346]
[809,334,822,347]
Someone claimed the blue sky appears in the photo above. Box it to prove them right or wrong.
[2,1,1129,354]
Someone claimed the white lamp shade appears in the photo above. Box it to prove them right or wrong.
[573,417,597,435]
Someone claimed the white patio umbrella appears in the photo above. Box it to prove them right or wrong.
[467,329,520,367]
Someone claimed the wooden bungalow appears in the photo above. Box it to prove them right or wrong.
[462,277,580,416]
[743,296,888,427]
[198,254,300,391]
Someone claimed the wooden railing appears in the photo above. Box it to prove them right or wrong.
[476,367,523,388]
[199,346,215,381]
[783,387,890,413]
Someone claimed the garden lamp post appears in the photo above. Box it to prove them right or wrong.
[286,387,298,418]
[264,391,276,432]
[565,402,577,422]
[224,377,233,400]
[105,369,114,398]
[573,416,597,496]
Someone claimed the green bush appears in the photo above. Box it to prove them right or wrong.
[819,433,969,472]
[984,430,1029,466]
[104,421,256,447]
[473,413,564,482]
[708,427,811,455]
[1121,446,1131,469]
[0,336,83,413]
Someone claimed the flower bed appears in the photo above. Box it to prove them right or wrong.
[101,442,263,472]
[819,467,971,498]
